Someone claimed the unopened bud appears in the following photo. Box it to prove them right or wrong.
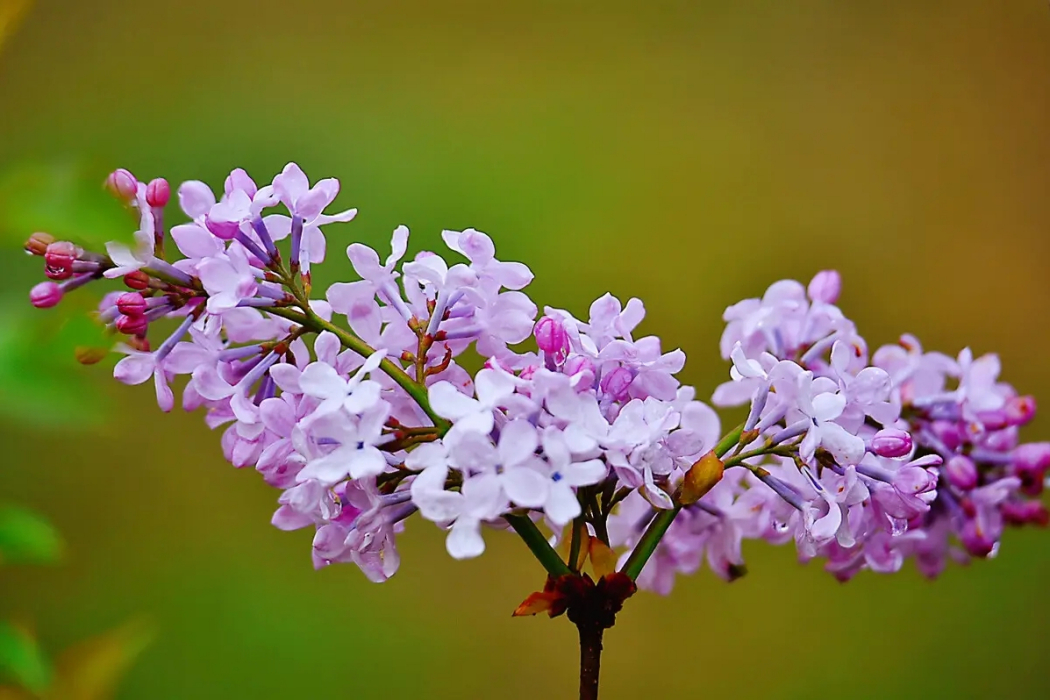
[105,168,138,201]
[1011,442,1050,496]
[115,313,149,335]
[1002,500,1049,527]
[1006,395,1036,427]
[929,420,963,451]
[116,292,147,317]
[534,316,569,362]
[599,366,633,401]
[146,178,170,207]
[30,281,63,308]
[44,241,79,280]
[678,451,724,506]
[75,347,108,365]
[205,213,239,240]
[870,428,912,458]
[24,232,55,256]
[959,519,995,558]
[807,270,841,304]
[944,455,978,491]
[983,428,1018,452]
[123,271,151,290]
[127,335,151,352]
[564,355,595,392]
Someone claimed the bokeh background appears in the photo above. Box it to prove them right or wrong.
[1,0,1049,697]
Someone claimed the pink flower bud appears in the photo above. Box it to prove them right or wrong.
[807,270,841,304]
[24,232,55,256]
[564,355,596,392]
[105,168,138,202]
[928,420,963,451]
[30,281,63,308]
[983,428,1018,452]
[600,366,633,401]
[1011,442,1050,496]
[975,409,1010,431]
[870,428,912,458]
[1006,395,1036,427]
[127,335,151,352]
[146,178,170,208]
[124,271,151,290]
[1003,500,1049,527]
[205,213,239,240]
[44,241,79,280]
[116,292,147,317]
[944,455,978,491]
[116,313,149,335]
[534,316,569,361]
[959,518,995,558]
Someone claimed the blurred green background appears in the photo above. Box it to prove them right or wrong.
[1,0,1049,697]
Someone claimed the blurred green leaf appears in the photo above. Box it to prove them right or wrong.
[0,622,52,695]
[0,161,132,250]
[44,619,153,700]
[0,300,112,430]
[0,504,63,566]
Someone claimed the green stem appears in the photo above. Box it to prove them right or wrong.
[724,445,790,469]
[142,266,199,290]
[265,307,312,326]
[265,302,451,434]
[505,514,572,577]
[619,423,745,580]
[567,516,585,572]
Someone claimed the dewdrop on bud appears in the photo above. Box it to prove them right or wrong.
[105,168,138,202]
[115,313,149,335]
[146,178,170,208]
[534,316,569,362]
[678,451,724,506]
[870,428,912,458]
[807,270,841,304]
[44,241,78,280]
[24,232,55,256]
[116,292,147,317]
[30,281,62,308]
[944,455,978,491]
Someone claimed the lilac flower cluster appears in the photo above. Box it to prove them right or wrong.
[24,164,1047,591]
[608,273,1049,592]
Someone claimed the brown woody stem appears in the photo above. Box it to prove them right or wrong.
[577,622,603,700]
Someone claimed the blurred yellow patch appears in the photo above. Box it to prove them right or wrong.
[0,618,152,700]
[0,0,33,57]
[46,618,153,700]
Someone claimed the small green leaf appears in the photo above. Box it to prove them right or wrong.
[0,160,133,250]
[0,505,63,566]
[0,622,52,695]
